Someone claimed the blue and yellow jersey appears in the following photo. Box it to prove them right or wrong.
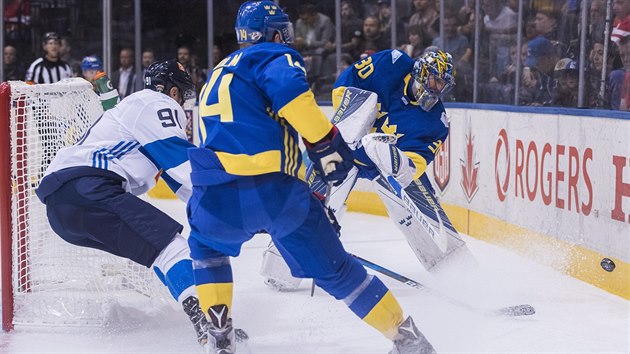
[333,49,449,179]
[195,42,332,178]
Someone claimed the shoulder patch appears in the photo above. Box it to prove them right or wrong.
[391,49,403,64]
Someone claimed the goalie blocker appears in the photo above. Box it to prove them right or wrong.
[261,87,467,291]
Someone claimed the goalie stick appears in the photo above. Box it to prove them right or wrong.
[350,253,536,317]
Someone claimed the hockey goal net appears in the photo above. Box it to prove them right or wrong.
[1,79,169,331]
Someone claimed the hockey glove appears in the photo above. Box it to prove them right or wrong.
[362,133,417,188]
[304,126,354,186]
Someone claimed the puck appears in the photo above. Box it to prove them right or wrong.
[601,258,615,272]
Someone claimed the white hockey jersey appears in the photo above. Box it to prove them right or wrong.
[44,89,193,201]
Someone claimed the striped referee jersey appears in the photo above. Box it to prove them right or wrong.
[25,57,72,84]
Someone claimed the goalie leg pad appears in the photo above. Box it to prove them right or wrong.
[374,180,444,270]
[260,243,302,291]
[373,178,465,270]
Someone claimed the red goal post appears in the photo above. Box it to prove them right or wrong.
[1,81,15,331]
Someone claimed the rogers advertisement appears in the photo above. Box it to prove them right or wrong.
[426,108,630,263]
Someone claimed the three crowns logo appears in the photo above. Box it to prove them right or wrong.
[264,5,277,15]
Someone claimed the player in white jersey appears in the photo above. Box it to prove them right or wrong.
[35,59,209,346]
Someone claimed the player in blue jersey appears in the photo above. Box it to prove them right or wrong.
[80,55,120,110]
[262,49,465,289]
[188,1,435,353]
[35,59,211,346]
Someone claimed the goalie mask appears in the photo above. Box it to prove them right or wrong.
[235,1,294,44]
[144,59,196,105]
[411,50,455,112]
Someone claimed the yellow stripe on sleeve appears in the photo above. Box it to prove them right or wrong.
[332,86,347,111]
[361,290,404,340]
[280,120,292,174]
[403,151,428,180]
[279,90,332,143]
[195,283,234,316]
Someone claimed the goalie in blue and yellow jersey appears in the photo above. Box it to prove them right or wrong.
[187,1,435,353]
[334,49,455,184]
[262,49,467,297]
[326,50,466,270]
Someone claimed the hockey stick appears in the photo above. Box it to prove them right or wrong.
[350,253,536,317]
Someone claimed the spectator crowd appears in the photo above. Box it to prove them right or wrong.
[3,0,630,111]
[7,29,210,103]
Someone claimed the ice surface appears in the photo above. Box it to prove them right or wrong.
[2,198,628,353]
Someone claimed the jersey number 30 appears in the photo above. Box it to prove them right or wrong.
[354,57,374,79]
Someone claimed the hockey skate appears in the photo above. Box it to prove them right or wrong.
[390,316,436,354]
[182,296,210,345]
[205,304,236,354]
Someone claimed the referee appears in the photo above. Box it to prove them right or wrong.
[25,32,72,84]
[25,32,73,180]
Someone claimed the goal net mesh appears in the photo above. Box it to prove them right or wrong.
[5,79,170,327]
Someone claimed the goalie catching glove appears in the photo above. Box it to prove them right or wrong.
[361,133,417,188]
[304,126,354,186]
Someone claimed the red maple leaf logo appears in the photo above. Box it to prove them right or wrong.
[460,124,480,203]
